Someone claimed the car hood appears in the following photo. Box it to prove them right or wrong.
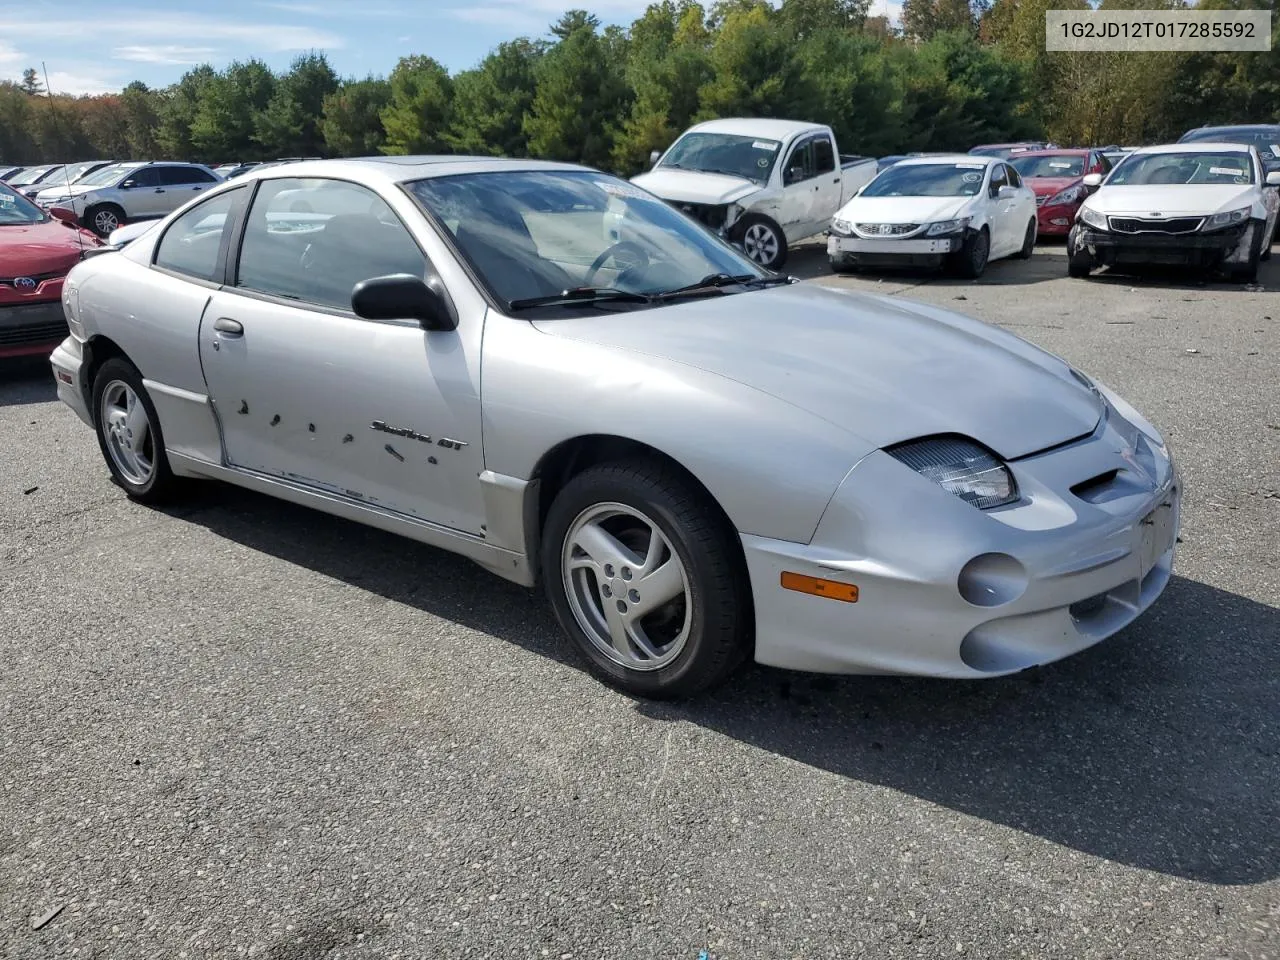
[34,182,100,201]
[834,195,971,224]
[1026,176,1081,197]
[631,168,762,206]
[1086,184,1256,216]
[0,219,94,276]
[532,284,1102,460]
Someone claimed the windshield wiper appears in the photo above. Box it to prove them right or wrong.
[654,273,790,301]
[508,287,653,311]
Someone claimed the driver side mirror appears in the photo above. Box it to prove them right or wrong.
[1265,170,1280,187]
[649,149,661,168]
[1082,172,1103,191]
[997,185,1018,199]
[785,165,805,185]
[352,274,456,331]
[120,180,137,189]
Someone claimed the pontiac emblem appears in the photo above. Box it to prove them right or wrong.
[14,277,36,290]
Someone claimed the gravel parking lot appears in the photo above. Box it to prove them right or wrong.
[2,242,1277,960]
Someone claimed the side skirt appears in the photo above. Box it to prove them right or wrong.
[168,452,535,587]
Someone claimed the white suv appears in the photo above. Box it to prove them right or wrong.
[34,161,223,237]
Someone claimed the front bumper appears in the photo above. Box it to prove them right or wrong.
[49,336,92,425]
[0,297,69,358]
[743,401,1180,677]
[1076,222,1248,266]
[1036,202,1078,235]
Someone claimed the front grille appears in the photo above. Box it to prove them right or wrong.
[0,269,66,287]
[854,223,920,237]
[671,201,728,231]
[1107,216,1203,235]
[0,319,68,347]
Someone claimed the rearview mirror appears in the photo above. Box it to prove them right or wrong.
[352,274,456,331]
[649,149,661,168]
[1266,170,1280,187]
[1082,172,1103,190]
[49,206,78,225]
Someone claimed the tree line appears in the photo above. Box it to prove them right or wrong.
[1,0,1276,178]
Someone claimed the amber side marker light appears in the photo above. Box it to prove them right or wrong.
[781,572,859,603]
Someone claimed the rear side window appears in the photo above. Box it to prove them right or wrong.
[235,177,428,312]
[124,167,161,189]
[153,187,244,282]
[814,137,836,175]
[158,166,216,186]
[1004,164,1021,187]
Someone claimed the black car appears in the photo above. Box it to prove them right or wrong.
[1179,125,1280,170]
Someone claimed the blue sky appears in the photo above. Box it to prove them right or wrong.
[1,0,904,96]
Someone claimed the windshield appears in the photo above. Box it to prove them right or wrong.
[65,161,103,182]
[408,170,767,308]
[1107,151,1254,186]
[658,132,782,183]
[1182,128,1280,157]
[1011,154,1085,178]
[0,183,47,225]
[8,165,54,186]
[75,163,134,188]
[861,162,988,198]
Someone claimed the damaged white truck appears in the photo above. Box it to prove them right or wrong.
[1067,142,1280,283]
[631,118,878,270]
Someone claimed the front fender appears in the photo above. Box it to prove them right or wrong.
[480,313,871,544]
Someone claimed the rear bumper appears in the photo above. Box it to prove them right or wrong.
[0,298,69,358]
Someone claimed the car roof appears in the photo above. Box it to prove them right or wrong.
[238,155,597,185]
[1184,124,1280,135]
[1012,148,1090,157]
[896,154,994,167]
[1133,142,1254,155]
[685,118,826,140]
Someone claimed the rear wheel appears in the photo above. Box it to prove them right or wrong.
[91,358,182,503]
[541,460,752,699]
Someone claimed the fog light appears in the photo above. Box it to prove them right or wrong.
[958,553,1027,607]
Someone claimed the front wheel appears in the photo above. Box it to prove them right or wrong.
[1229,221,1265,282]
[949,227,989,279]
[1016,219,1036,259]
[92,358,182,503]
[735,215,788,271]
[541,461,753,699]
[1066,226,1094,278]
[86,203,125,239]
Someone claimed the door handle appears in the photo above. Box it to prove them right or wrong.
[832,177,840,184]
[213,317,243,336]
[154,188,165,193]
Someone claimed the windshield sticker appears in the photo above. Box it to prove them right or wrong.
[594,180,649,200]
[956,162,985,170]
[752,141,778,151]
[0,193,14,206]
[1049,161,1074,168]
[1209,166,1245,176]
[961,172,982,183]
[756,157,770,168]
[1271,144,1280,157]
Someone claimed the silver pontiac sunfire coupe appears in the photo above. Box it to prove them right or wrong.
[50,157,1181,698]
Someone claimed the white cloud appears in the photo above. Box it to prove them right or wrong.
[0,12,344,54]
[0,41,22,68]
[447,0,651,30]
[113,44,219,66]
[44,69,123,97]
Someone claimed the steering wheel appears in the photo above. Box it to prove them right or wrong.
[583,240,650,287]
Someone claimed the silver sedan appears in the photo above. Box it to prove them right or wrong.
[49,157,1181,698]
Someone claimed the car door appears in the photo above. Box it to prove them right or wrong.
[984,162,1016,254]
[197,176,487,535]
[118,165,166,218]
[155,165,218,214]
[778,136,819,242]
[810,134,842,230]
[1002,162,1036,246]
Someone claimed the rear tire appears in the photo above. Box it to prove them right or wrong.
[541,460,752,699]
[91,358,182,503]
[829,256,859,275]
[1016,219,1036,259]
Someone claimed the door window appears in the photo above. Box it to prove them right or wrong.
[123,167,160,189]
[813,137,836,175]
[988,164,1008,196]
[783,140,816,185]
[153,186,245,282]
[235,177,428,312]
[158,165,216,185]
[1003,164,1021,188]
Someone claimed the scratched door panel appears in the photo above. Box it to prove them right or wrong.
[197,289,486,535]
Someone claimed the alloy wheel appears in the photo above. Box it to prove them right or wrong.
[99,380,154,486]
[742,222,780,267]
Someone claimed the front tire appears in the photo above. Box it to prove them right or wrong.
[1016,219,1036,259]
[950,227,990,279]
[1230,221,1264,282]
[86,203,125,239]
[829,255,859,275]
[1066,226,1094,278]
[735,215,788,271]
[92,358,181,503]
[541,460,752,699]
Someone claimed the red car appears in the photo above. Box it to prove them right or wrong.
[1009,149,1113,237]
[0,182,102,358]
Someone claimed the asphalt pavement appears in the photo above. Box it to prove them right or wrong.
[2,242,1277,959]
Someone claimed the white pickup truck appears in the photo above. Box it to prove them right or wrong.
[631,118,878,270]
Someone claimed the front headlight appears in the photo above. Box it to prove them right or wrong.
[886,436,1018,510]
[1201,205,1250,231]
[830,217,853,236]
[1045,184,1083,206]
[1078,205,1107,230]
[925,217,971,236]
